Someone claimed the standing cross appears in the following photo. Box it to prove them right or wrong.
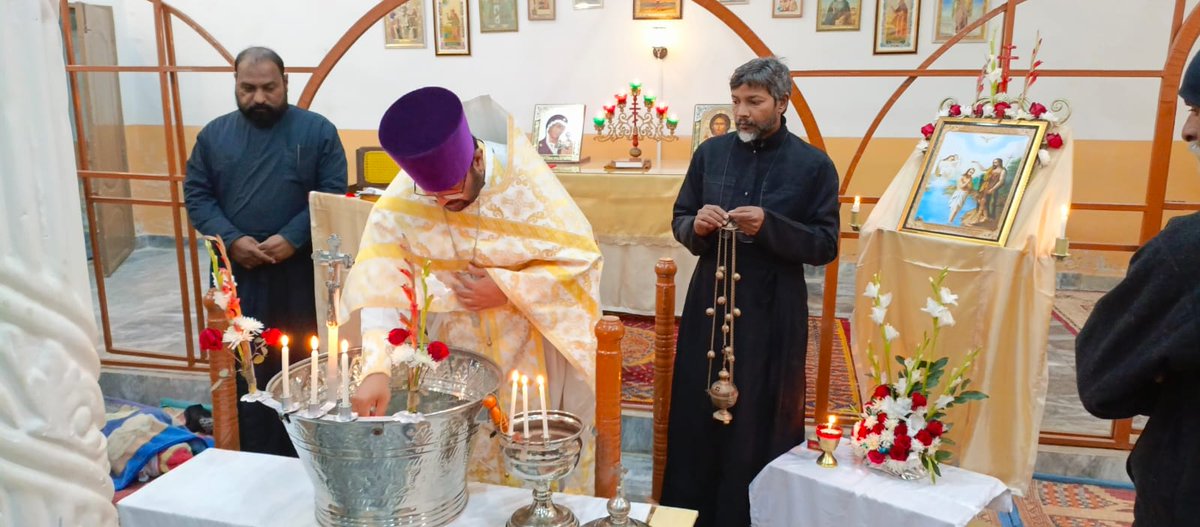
[313,234,354,326]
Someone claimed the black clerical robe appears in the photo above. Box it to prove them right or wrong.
[1076,212,1200,526]
[661,119,840,526]
[184,106,347,455]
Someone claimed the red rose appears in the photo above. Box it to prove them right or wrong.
[926,420,944,437]
[872,422,885,434]
[920,123,935,139]
[911,393,927,409]
[261,328,283,347]
[856,423,870,440]
[993,101,1011,119]
[1029,102,1047,118]
[889,444,910,461]
[915,429,933,446]
[876,412,888,423]
[1046,133,1064,149]
[387,328,410,346]
[872,385,891,401]
[428,341,450,362]
[948,104,963,117]
[894,423,908,438]
[867,450,886,465]
[199,328,223,351]
[973,103,985,117]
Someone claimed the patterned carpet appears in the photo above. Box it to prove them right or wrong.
[1052,291,1104,335]
[974,478,1136,526]
[614,314,861,417]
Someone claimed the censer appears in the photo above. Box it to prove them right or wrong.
[705,221,741,424]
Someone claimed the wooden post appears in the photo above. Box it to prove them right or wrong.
[203,290,240,450]
[651,257,677,503]
[594,314,625,498]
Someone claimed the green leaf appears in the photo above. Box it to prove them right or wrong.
[935,449,953,463]
[895,355,907,367]
[252,354,265,365]
[957,390,988,401]
[932,461,943,478]
[939,437,956,446]
[932,357,949,370]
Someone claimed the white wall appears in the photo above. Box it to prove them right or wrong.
[95,0,1200,140]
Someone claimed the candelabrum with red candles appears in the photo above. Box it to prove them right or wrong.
[593,80,679,168]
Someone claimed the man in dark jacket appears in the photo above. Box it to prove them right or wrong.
[1075,53,1200,526]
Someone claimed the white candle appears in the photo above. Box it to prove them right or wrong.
[1059,204,1069,239]
[536,375,550,440]
[280,335,290,400]
[340,339,350,405]
[509,370,519,435]
[852,196,861,213]
[326,323,339,391]
[309,336,319,406]
[521,375,530,439]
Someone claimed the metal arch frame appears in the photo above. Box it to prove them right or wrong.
[60,0,1200,448]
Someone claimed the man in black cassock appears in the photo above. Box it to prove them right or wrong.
[1075,52,1200,527]
[661,57,840,526]
[184,47,347,456]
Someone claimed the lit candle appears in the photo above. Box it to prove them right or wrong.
[665,114,679,127]
[281,335,290,400]
[603,104,616,116]
[509,370,519,435]
[656,104,668,117]
[616,93,628,105]
[1059,204,1069,239]
[644,91,656,108]
[852,195,861,213]
[521,374,530,439]
[630,78,641,92]
[326,323,339,393]
[593,113,606,128]
[536,375,550,440]
[340,339,350,406]
[309,336,319,406]
[826,415,837,432]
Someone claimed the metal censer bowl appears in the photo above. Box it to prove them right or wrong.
[500,410,585,527]
[266,348,502,527]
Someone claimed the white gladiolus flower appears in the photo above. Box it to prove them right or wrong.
[894,377,908,396]
[904,357,916,370]
[936,309,956,327]
[883,324,900,342]
[864,281,880,299]
[878,293,893,309]
[939,287,958,305]
[910,369,924,384]
[906,413,926,435]
[871,306,888,325]
[936,394,954,410]
[950,377,963,388]
[922,298,946,319]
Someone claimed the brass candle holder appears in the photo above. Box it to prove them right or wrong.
[815,425,842,469]
[594,81,679,169]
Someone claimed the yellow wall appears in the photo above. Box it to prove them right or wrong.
[121,124,1200,276]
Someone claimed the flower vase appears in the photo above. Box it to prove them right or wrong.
[406,367,423,413]
[867,460,929,482]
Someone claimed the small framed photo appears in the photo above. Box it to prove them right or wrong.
[529,0,556,20]
[633,0,682,20]
[574,0,603,9]
[933,0,987,43]
[480,0,519,32]
[691,104,734,153]
[433,0,471,56]
[898,118,1048,246]
[772,0,802,18]
[384,2,426,48]
[874,0,919,54]
[533,104,586,163]
[816,0,860,31]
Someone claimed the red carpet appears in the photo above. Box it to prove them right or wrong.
[613,314,861,417]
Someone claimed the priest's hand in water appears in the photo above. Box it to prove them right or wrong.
[449,265,508,311]
[728,206,764,236]
[351,373,392,416]
[694,204,729,236]
[229,235,276,269]
[258,234,296,262]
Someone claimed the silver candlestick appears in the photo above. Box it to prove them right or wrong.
[581,469,649,527]
[501,410,585,527]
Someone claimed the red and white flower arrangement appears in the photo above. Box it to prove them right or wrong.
[198,236,282,399]
[918,34,1069,164]
[388,260,451,413]
[852,270,988,482]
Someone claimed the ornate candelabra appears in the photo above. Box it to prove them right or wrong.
[593,80,679,169]
[501,410,585,527]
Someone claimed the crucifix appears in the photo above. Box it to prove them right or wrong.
[314,234,354,402]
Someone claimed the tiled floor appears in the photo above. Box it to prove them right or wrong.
[91,247,1133,500]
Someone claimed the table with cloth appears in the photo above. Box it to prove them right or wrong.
[851,129,1073,494]
[117,449,698,526]
[749,440,1012,527]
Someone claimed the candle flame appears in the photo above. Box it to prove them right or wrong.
[309,335,319,349]
[520,375,529,385]
[341,339,349,353]
[827,415,837,428]
[536,374,545,386]
[854,195,861,207]
[511,370,520,382]
[1061,204,1070,221]
[281,335,289,347]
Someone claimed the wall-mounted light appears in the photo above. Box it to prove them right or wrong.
[650,25,669,60]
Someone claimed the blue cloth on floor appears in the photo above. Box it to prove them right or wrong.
[104,397,213,490]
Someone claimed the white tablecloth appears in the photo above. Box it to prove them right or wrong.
[749,440,1012,527]
[117,449,652,527]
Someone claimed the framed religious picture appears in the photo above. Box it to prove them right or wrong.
[532,104,586,163]
[480,0,519,31]
[815,0,860,31]
[633,0,682,20]
[691,104,734,153]
[433,0,471,56]
[574,0,603,9]
[529,0,555,20]
[873,0,919,54]
[383,2,426,48]
[933,0,987,42]
[772,0,802,18]
[898,118,1048,246]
